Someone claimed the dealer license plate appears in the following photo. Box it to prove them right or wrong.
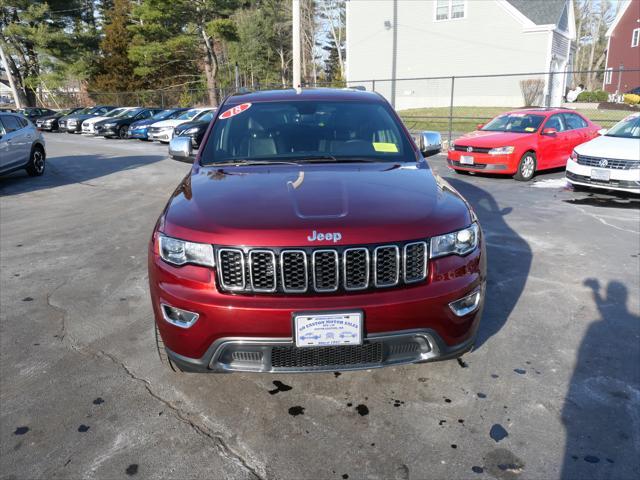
[460,155,474,165]
[591,168,610,182]
[294,312,363,347]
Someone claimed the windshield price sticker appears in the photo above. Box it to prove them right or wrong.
[219,103,252,120]
[294,312,363,347]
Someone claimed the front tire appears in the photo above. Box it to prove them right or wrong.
[118,126,128,139]
[514,152,536,181]
[26,146,46,177]
[154,322,182,373]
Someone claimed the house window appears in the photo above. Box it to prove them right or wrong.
[435,0,466,21]
[632,28,640,47]
[605,68,613,85]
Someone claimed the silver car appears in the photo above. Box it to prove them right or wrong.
[0,112,46,176]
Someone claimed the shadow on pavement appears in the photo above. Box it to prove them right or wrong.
[447,178,532,349]
[564,190,640,209]
[560,279,640,479]
[0,152,167,197]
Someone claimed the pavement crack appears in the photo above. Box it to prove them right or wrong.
[45,281,69,341]
[93,349,265,480]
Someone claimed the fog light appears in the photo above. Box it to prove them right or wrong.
[449,289,482,317]
[161,304,199,328]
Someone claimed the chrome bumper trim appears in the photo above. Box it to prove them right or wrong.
[165,328,476,373]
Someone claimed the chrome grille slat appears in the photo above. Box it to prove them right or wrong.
[577,154,640,170]
[343,248,369,291]
[373,245,400,287]
[280,250,308,293]
[217,248,246,291]
[312,250,339,292]
[217,242,428,294]
[403,242,428,283]
[249,250,277,292]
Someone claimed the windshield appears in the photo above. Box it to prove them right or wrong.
[482,113,545,133]
[606,114,640,139]
[196,111,215,122]
[106,108,127,118]
[152,109,179,120]
[200,100,414,165]
[177,109,202,120]
[73,108,92,115]
[120,109,143,119]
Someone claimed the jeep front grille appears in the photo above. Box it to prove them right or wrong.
[216,241,428,294]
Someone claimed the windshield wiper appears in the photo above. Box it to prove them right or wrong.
[293,155,391,163]
[205,159,301,167]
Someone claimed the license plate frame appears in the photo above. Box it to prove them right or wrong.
[460,155,475,165]
[590,168,610,182]
[293,311,363,348]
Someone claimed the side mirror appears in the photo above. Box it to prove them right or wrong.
[417,131,442,157]
[597,128,607,135]
[542,128,557,136]
[169,136,194,161]
[476,123,484,130]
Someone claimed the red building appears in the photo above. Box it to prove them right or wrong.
[603,0,640,94]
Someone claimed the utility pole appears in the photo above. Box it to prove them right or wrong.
[292,0,301,89]
[0,44,22,109]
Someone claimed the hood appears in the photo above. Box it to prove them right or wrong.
[84,115,111,125]
[454,130,532,147]
[151,119,187,128]
[175,120,209,133]
[38,114,62,121]
[131,118,158,128]
[162,163,473,247]
[68,114,97,122]
[574,135,640,161]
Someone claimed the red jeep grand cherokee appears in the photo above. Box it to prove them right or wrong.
[149,89,486,373]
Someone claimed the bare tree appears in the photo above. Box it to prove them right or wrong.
[318,0,346,80]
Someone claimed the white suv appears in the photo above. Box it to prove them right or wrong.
[566,113,640,193]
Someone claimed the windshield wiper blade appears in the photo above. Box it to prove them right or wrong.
[206,159,301,166]
[294,155,390,163]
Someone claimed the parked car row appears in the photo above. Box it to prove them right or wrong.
[447,108,640,193]
[34,105,216,148]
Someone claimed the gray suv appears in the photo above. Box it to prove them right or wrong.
[0,112,47,176]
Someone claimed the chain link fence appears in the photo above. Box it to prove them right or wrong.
[31,68,639,144]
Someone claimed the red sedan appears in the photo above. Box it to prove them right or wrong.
[447,108,601,181]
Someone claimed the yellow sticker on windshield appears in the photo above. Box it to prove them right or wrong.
[373,142,399,153]
[524,127,535,132]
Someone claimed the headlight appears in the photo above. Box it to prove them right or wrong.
[570,150,578,160]
[182,127,199,135]
[103,122,117,128]
[158,234,215,267]
[44,119,53,124]
[430,223,479,259]
[488,146,515,155]
[449,142,456,151]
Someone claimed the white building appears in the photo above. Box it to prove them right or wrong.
[346,0,576,110]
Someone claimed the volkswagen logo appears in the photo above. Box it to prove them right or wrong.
[598,159,608,168]
[466,146,473,153]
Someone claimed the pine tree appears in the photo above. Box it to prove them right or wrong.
[91,0,139,94]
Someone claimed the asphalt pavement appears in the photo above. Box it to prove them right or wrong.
[1,133,639,480]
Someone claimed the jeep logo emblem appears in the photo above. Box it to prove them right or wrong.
[307,230,342,243]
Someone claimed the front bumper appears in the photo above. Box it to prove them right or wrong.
[566,158,640,193]
[36,122,54,131]
[149,236,486,373]
[167,327,477,373]
[128,127,149,139]
[95,126,118,137]
[149,129,174,142]
[447,151,516,174]
[81,125,96,135]
[66,123,81,133]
